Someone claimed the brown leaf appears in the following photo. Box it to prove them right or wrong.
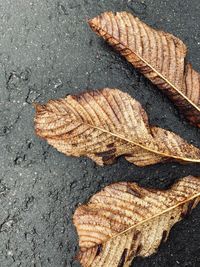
[89,12,200,127]
[73,176,200,267]
[34,88,200,166]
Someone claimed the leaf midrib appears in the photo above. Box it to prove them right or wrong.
[84,122,200,163]
[79,191,200,250]
[111,191,200,241]
[53,102,200,162]
[91,18,200,114]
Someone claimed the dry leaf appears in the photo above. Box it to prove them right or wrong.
[73,176,200,267]
[89,11,200,127]
[34,88,200,166]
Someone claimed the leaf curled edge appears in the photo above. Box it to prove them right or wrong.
[73,176,200,267]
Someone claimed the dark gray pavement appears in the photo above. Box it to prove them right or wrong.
[0,0,200,266]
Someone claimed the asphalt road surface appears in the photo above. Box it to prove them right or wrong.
[0,0,200,266]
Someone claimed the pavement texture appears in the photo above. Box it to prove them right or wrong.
[0,0,200,266]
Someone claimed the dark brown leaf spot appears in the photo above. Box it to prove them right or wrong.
[127,231,141,260]
[124,153,133,157]
[88,90,101,97]
[160,230,167,244]
[136,244,142,255]
[133,230,141,241]
[117,248,128,267]
[181,199,195,218]
[95,148,116,157]
[71,94,82,101]
[102,155,116,163]
[127,184,143,198]
[95,244,102,257]
[107,143,115,148]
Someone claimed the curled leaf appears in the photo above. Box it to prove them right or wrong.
[89,11,200,127]
[73,176,200,267]
[34,88,200,166]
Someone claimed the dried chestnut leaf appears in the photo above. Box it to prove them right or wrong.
[34,88,200,166]
[73,176,200,267]
[89,11,200,127]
